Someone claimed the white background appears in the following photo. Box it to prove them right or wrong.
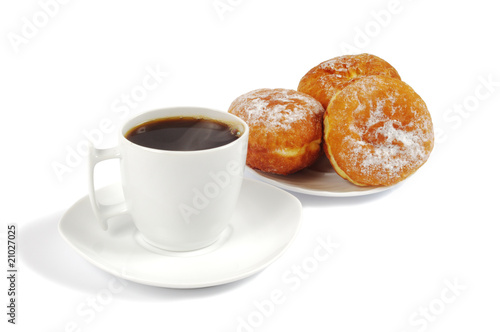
[1,0,499,331]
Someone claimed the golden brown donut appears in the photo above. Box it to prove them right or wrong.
[228,88,324,175]
[323,75,434,186]
[298,53,401,109]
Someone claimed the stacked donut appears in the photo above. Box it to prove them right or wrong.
[229,53,434,186]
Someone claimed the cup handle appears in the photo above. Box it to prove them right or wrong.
[88,144,128,231]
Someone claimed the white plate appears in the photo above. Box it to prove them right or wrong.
[58,178,302,288]
[247,154,394,197]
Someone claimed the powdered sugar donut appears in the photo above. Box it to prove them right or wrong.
[323,75,434,186]
[228,88,324,175]
[298,53,401,109]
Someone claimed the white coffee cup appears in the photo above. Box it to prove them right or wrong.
[88,107,249,252]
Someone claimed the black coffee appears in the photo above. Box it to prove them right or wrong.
[125,117,241,151]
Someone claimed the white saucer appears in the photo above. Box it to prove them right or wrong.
[247,154,396,197]
[58,178,302,288]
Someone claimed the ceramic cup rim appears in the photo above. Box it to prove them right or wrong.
[119,106,249,154]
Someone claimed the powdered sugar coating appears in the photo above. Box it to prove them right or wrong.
[228,88,324,175]
[228,88,324,131]
[298,53,401,109]
[324,76,434,186]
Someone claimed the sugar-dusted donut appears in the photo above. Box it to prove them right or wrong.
[298,53,401,109]
[228,88,324,175]
[323,75,434,186]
